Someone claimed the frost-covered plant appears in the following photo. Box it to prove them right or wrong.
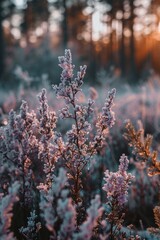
[39,168,74,234]
[125,121,160,238]
[103,154,134,208]
[73,195,103,240]
[0,100,38,207]
[40,168,76,238]
[57,197,76,240]
[37,88,57,189]
[103,154,134,239]
[124,120,160,176]
[19,210,41,240]
[0,181,19,240]
[129,159,159,212]
[0,49,151,239]
[40,168,103,240]
[147,206,160,237]
[52,49,116,205]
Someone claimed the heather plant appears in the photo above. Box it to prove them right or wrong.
[0,101,39,207]
[128,159,159,226]
[124,120,160,176]
[39,161,134,240]
[0,49,117,239]
[40,168,104,240]
[102,154,134,239]
[52,49,116,207]
[0,49,158,239]
[0,181,20,240]
[19,210,41,240]
[125,120,160,238]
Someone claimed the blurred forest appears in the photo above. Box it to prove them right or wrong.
[0,0,160,86]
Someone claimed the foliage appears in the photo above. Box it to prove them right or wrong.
[0,182,20,240]
[124,120,160,176]
[124,120,160,238]
[0,49,159,239]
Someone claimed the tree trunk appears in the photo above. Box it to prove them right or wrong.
[0,4,5,80]
[89,7,96,83]
[62,0,68,49]
[129,0,137,83]
[119,3,126,77]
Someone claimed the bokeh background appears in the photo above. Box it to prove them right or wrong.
[0,1,160,233]
[0,0,160,87]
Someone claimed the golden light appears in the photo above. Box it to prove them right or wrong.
[143,27,152,35]
[29,35,37,44]
[35,27,44,37]
[158,22,160,32]
[11,14,22,27]
[92,10,105,41]
[134,23,144,33]
[11,28,21,39]
[49,23,59,33]
[20,38,27,48]
[102,37,109,45]
[123,28,131,38]
[154,22,160,41]
[2,20,10,28]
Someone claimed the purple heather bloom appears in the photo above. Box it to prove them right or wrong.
[96,88,116,132]
[103,154,134,207]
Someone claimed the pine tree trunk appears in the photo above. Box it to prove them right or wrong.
[129,0,137,83]
[62,0,68,49]
[0,4,5,80]
[119,3,126,77]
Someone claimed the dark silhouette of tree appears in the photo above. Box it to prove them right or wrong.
[67,2,87,43]
[49,0,70,49]
[62,0,68,48]
[100,0,138,81]
[21,0,49,35]
[0,0,15,80]
[119,0,126,77]
[101,0,124,70]
[86,0,97,82]
[129,0,137,82]
[104,0,115,65]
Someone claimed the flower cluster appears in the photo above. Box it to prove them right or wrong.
[53,49,87,103]
[103,154,134,207]
[52,50,116,205]
[96,88,116,131]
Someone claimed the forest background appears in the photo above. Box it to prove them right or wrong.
[0,0,160,87]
